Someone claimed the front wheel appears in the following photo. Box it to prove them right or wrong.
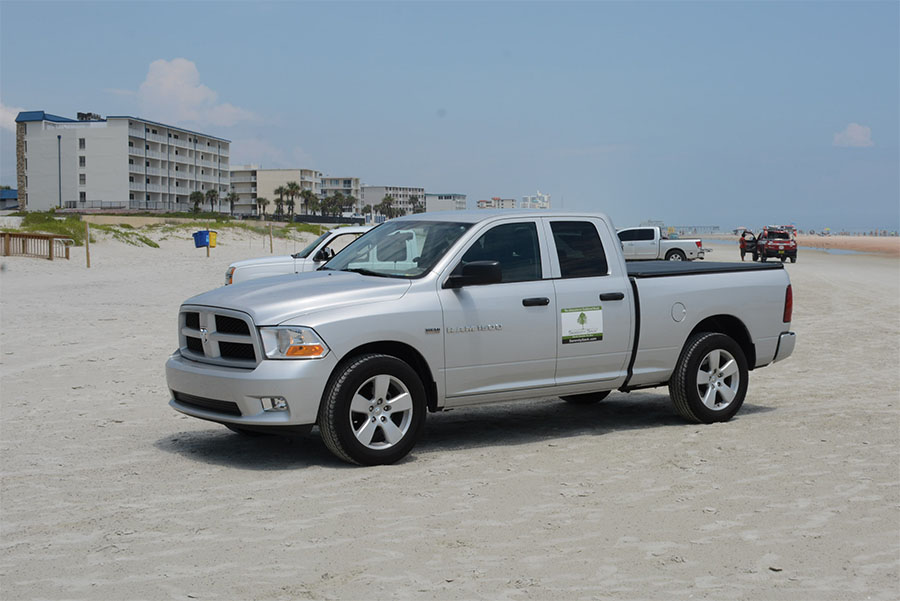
[669,332,749,424]
[665,249,686,261]
[560,390,611,404]
[318,353,426,465]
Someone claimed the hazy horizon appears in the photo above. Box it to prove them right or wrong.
[1,1,897,231]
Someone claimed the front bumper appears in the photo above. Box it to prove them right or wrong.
[165,350,339,427]
[773,331,796,363]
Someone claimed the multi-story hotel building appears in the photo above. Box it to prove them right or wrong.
[229,166,323,216]
[476,197,516,209]
[521,190,551,210]
[425,193,467,212]
[15,111,229,212]
[320,176,362,212]
[361,185,426,215]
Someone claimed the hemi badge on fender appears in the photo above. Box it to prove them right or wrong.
[425,328,441,334]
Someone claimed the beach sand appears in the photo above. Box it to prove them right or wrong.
[1,232,898,600]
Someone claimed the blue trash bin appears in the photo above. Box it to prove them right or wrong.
[192,231,209,248]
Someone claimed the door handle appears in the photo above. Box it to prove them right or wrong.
[599,292,625,301]
[522,297,550,307]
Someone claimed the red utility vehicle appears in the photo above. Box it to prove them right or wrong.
[757,228,797,263]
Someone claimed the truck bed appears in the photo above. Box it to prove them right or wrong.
[627,261,784,278]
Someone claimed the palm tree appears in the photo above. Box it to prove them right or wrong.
[376,195,397,219]
[285,181,301,219]
[189,190,204,214]
[205,189,219,213]
[226,192,239,217]
[410,195,425,214]
[273,185,287,220]
[300,189,317,215]
[305,193,321,216]
[256,197,270,220]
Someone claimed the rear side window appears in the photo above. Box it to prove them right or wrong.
[460,222,541,283]
[551,221,608,278]
[635,228,654,241]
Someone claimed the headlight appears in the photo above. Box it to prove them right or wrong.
[225,266,236,285]
[259,326,330,360]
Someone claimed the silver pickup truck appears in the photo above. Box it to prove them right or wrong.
[166,211,795,465]
[617,226,707,261]
[224,225,371,285]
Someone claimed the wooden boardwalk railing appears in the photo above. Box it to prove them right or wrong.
[2,232,74,260]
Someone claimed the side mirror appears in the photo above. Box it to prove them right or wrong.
[444,261,502,289]
[314,248,333,262]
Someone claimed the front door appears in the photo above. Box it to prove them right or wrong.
[438,220,557,400]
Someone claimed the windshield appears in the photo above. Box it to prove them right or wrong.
[322,220,472,278]
[293,232,331,259]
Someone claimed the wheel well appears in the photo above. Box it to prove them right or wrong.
[337,341,439,411]
[689,315,756,369]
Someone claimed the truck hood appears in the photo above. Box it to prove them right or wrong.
[230,255,298,269]
[185,270,411,325]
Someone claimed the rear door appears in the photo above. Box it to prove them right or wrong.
[543,218,633,385]
[633,228,659,259]
[438,219,557,399]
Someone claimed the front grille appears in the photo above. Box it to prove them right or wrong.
[216,315,250,335]
[174,391,241,416]
[219,341,256,361]
[178,306,260,368]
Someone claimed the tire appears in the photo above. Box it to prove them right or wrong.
[560,390,611,405]
[318,353,426,465]
[790,256,796,263]
[781,257,786,263]
[665,249,686,261]
[760,255,767,262]
[669,332,749,424]
[752,252,758,262]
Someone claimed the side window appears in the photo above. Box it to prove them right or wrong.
[618,229,636,242]
[636,229,655,241]
[323,233,359,256]
[551,221,609,278]
[459,222,541,283]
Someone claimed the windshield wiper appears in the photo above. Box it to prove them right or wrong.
[342,268,397,278]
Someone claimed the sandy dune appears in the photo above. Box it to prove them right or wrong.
[1,232,897,600]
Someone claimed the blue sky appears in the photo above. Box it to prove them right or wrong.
[1,1,897,230]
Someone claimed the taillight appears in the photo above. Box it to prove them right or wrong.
[695,240,702,248]
[783,285,793,323]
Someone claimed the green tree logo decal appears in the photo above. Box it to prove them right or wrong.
[577,312,587,327]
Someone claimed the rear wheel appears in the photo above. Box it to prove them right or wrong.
[319,354,426,465]
[781,257,786,263]
[669,332,748,424]
[665,249,686,261]
[790,256,797,263]
[560,390,611,405]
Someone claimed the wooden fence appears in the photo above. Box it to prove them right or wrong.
[2,233,74,260]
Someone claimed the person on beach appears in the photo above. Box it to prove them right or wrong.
[739,231,756,261]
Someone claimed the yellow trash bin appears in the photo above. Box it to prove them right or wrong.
[208,231,217,248]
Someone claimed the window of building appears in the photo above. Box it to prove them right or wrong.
[145,161,150,167]
[175,166,179,171]
[146,194,150,201]
[78,138,85,150]
[79,174,86,185]
[550,221,608,278]
[79,156,85,167]
[128,141,134,147]
[152,129,157,134]
[145,144,149,150]
[129,158,134,165]
[175,182,179,187]
[175,150,178,155]
[80,192,86,202]
[129,193,134,200]
[129,176,134,183]
[146,178,150,184]
[173,134,179,139]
